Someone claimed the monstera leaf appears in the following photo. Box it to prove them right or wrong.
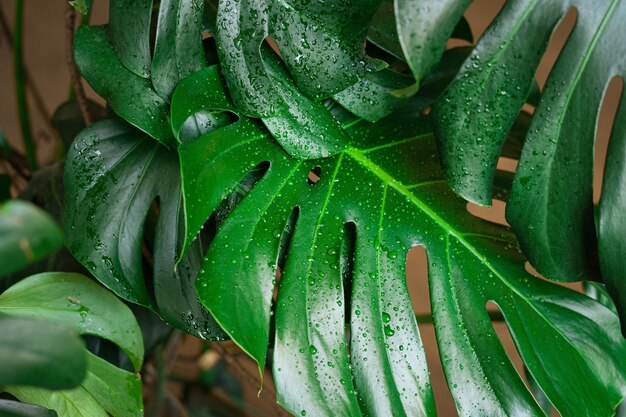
[64,118,226,340]
[212,0,471,156]
[168,65,626,417]
[74,0,208,147]
[429,0,626,326]
[0,273,143,417]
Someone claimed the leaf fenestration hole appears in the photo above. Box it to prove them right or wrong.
[273,206,300,303]
[533,7,577,90]
[485,301,559,416]
[466,200,509,226]
[524,261,584,295]
[594,76,624,203]
[341,222,356,351]
[407,245,456,415]
[307,166,321,185]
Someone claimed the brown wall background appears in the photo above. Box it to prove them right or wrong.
[0,1,620,416]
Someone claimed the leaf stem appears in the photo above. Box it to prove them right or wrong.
[13,0,37,171]
[65,3,92,126]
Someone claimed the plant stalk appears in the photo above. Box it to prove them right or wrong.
[13,0,37,171]
[65,4,92,126]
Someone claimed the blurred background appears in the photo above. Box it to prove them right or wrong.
[0,1,621,416]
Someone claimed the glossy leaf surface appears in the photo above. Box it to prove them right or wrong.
[0,200,63,278]
[174,66,626,417]
[396,0,471,81]
[64,119,226,340]
[598,92,626,332]
[151,0,205,100]
[0,273,143,417]
[431,0,626,291]
[74,25,173,146]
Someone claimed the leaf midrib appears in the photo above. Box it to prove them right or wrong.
[345,146,570,333]
[346,145,608,394]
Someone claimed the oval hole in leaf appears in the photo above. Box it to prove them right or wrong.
[341,221,356,349]
[533,7,577,90]
[485,301,541,407]
[594,76,624,203]
[407,245,457,414]
[307,166,322,185]
[273,206,300,303]
[466,200,509,226]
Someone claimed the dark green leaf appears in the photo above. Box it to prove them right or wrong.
[151,0,205,101]
[334,68,417,122]
[0,201,63,279]
[0,273,144,417]
[431,1,626,286]
[74,25,174,146]
[64,119,226,340]
[69,0,93,15]
[599,95,626,332]
[396,0,471,83]
[0,316,86,389]
[52,99,105,147]
[260,52,351,158]
[0,400,57,417]
[174,70,626,417]
[367,1,404,60]
[109,0,153,78]
[215,0,383,117]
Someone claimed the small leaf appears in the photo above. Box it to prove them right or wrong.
[0,273,144,417]
[0,400,57,417]
[0,201,63,279]
[68,0,93,15]
[0,316,86,389]
[0,273,143,370]
[396,0,471,81]
[51,99,104,147]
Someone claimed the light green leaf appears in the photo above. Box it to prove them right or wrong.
[0,201,63,279]
[0,273,144,417]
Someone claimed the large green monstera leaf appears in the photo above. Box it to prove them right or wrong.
[169,65,626,417]
[429,0,626,328]
[67,0,475,341]
[64,119,227,340]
